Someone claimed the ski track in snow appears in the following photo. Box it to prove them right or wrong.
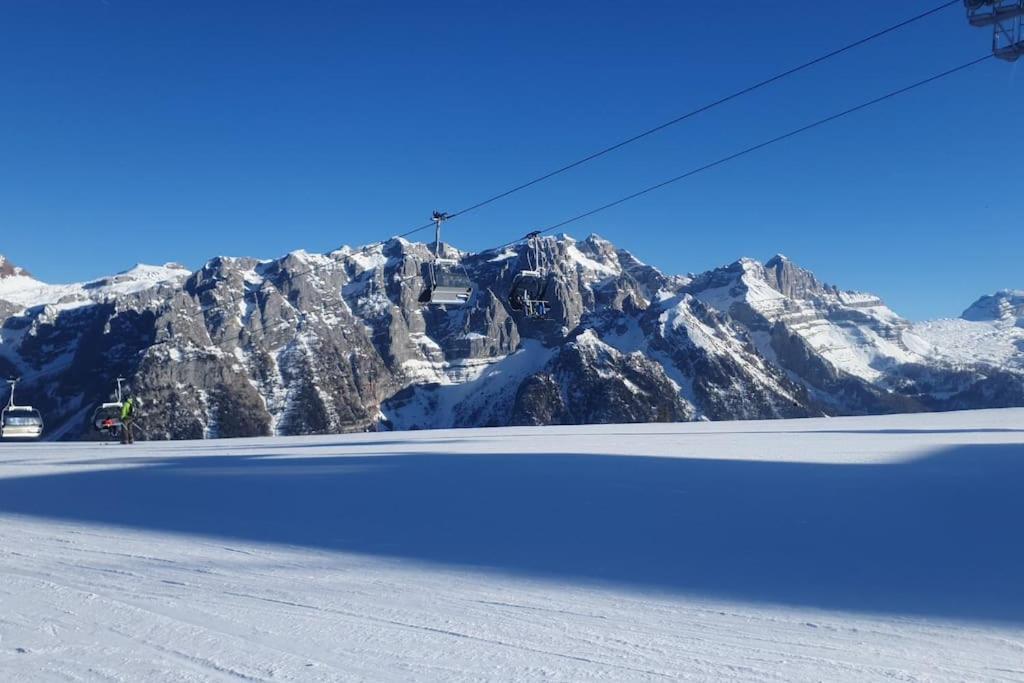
[0,410,1023,681]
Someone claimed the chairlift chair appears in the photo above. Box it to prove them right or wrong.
[91,377,126,439]
[507,231,552,319]
[1,379,44,440]
[1,408,44,440]
[91,403,124,434]
[509,270,550,318]
[419,211,474,306]
[422,261,474,305]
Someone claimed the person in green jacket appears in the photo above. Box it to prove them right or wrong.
[120,396,136,445]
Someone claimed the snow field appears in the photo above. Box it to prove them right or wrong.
[0,409,1022,681]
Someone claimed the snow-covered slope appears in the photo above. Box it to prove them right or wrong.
[914,318,1024,370]
[912,289,1024,373]
[0,409,1021,680]
[0,262,189,309]
[962,289,1024,325]
[688,255,923,383]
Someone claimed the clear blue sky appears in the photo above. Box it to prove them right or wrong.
[1,0,1020,319]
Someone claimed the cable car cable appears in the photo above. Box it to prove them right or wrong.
[392,0,962,240]
[496,53,994,249]
[145,54,991,353]
[134,3,969,262]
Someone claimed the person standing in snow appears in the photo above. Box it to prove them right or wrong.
[120,395,136,445]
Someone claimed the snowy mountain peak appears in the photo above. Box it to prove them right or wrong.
[125,262,190,277]
[961,290,1024,326]
[85,263,191,290]
[0,255,31,280]
[736,257,761,270]
[0,261,191,312]
[762,253,835,301]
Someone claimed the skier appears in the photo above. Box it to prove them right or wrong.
[120,395,136,445]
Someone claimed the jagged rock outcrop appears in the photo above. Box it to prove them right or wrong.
[509,330,693,426]
[0,239,1020,440]
[0,256,29,280]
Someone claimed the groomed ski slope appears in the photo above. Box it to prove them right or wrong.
[0,410,1022,681]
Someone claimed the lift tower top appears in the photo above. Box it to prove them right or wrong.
[965,0,1024,60]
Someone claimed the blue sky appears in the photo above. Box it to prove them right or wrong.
[1,0,1020,319]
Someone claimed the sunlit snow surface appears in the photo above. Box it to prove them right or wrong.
[0,409,1022,681]
[914,318,1024,370]
[0,264,189,309]
[690,261,925,383]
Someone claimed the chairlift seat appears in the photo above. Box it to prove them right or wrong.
[428,286,473,306]
[421,268,474,306]
[1,406,44,439]
[419,212,475,307]
[509,270,550,316]
[92,403,124,432]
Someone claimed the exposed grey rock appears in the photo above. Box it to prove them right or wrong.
[0,255,30,279]
[0,237,1020,441]
[549,330,694,424]
[511,373,568,426]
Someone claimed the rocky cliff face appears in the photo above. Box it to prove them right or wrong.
[0,238,1021,441]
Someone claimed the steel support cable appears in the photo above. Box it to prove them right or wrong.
[496,54,993,249]
[145,54,991,353]
[394,0,962,240]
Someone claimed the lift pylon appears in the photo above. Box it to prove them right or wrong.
[965,0,1024,60]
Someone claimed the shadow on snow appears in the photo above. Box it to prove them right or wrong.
[0,440,1021,623]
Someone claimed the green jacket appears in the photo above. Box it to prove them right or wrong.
[121,398,135,421]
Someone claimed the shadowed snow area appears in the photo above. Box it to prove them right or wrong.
[2,410,1022,622]
[0,410,1022,680]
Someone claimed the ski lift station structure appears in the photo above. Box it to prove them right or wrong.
[1,378,44,440]
[965,0,1024,60]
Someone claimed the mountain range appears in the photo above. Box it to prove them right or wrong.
[0,237,1021,440]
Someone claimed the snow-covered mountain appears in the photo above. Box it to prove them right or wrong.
[961,289,1024,325]
[0,238,1021,440]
